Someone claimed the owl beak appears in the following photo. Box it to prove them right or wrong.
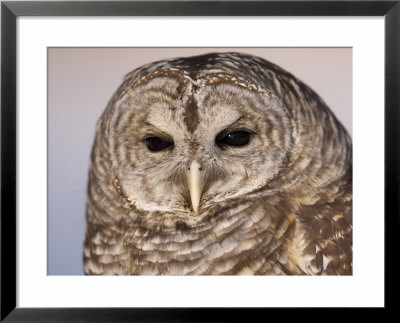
[187,160,204,215]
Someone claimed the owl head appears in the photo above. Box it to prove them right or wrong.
[91,52,350,230]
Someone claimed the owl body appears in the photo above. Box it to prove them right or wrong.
[84,52,352,275]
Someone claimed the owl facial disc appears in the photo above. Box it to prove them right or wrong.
[187,160,204,214]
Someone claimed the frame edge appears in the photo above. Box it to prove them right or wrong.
[384,0,400,311]
[1,2,17,322]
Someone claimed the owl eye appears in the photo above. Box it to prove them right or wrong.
[216,130,252,148]
[145,136,174,152]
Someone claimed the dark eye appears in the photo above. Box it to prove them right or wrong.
[145,137,173,152]
[216,130,252,148]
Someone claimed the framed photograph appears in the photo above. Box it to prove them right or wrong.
[1,0,398,320]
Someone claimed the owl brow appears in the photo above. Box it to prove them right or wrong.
[217,116,253,136]
[141,123,173,141]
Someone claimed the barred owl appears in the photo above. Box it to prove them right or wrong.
[84,52,352,275]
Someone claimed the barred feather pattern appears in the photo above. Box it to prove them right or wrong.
[84,52,352,275]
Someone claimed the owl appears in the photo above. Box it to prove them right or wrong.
[84,52,352,275]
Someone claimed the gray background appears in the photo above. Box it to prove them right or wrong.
[48,48,352,275]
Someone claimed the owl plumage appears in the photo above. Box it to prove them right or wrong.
[84,52,352,275]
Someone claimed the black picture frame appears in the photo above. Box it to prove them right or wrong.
[1,1,399,321]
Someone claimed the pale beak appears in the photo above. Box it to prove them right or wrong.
[187,160,204,214]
